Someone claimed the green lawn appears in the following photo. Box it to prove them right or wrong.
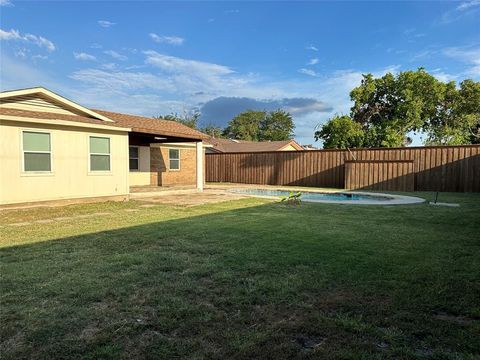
[1,192,479,359]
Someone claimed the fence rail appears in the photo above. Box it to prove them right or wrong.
[205,145,480,192]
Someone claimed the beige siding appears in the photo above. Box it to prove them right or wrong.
[129,146,151,186]
[0,94,84,116]
[0,120,129,205]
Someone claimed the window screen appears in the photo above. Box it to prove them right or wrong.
[169,148,180,170]
[23,131,51,172]
[89,136,111,171]
[129,146,139,170]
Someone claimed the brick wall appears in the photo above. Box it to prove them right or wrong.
[150,146,197,186]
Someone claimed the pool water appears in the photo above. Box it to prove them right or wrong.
[230,188,391,203]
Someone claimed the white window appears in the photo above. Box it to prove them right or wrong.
[22,131,52,172]
[129,146,139,171]
[89,136,111,171]
[169,148,180,170]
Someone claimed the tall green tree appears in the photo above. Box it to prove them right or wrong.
[349,68,444,147]
[259,109,295,141]
[426,79,480,145]
[315,68,480,148]
[314,115,364,148]
[223,110,265,140]
[223,109,295,141]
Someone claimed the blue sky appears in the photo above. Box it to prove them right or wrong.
[1,0,479,146]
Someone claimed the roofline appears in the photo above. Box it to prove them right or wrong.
[279,139,303,151]
[0,87,115,123]
[131,127,209,141]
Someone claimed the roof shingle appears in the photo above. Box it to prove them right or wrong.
[0,107,208,140]
[93,109,208,140]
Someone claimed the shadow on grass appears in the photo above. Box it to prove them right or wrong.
[1,199,479,359]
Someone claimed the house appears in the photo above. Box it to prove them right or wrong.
[205,138,303,153]
[0,87,209,206]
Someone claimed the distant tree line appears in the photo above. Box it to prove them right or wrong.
[315,68,480,148]
[158,109,295,141]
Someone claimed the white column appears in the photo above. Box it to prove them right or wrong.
[196,141,204,192]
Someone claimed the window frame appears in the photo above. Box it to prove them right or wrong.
[168,148,181,171]
[21,129,53,174]
[129,146,139,171]
[88,135,112,174]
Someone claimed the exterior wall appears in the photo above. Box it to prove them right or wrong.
[0,120,129,205]
[129,146,151,186]
[150,144,203,186]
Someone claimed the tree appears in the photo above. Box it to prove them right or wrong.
[201,124,225,138]
[425,79,480,145]
[349,68,444,147]
[314,115,364,148]
[259,109,295,141]
[157,110,200,129]
[315,68,480,148]
[223,109,295,141]
[223,110,265,140]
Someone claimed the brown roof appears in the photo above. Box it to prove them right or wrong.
[0,107,208,140]
[93,109,208,140]
[205,138,303,153]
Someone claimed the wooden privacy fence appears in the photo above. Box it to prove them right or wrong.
[344,160,415,192]
[205,145,480,192]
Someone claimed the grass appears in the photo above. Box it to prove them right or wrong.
[1,192,479,359]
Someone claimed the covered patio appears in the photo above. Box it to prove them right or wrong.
[93,109,210,193]
[128,131,206,192]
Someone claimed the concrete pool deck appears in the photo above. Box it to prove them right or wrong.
[130,184,425,206]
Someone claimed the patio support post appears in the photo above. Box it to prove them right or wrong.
[196,141,204,192]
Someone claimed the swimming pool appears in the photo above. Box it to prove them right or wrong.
[229,188,425,205]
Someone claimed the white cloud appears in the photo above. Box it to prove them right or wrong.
[98,20,116,28]
[443,46,480,78]
[307,58,319,65]
[441,0,480,23]
[99,63,117,70]
[104,50,127,61]
[225,9,240,13]
[410,49,437,62]
[456,0,480,11]
[145,50,233,76]
[298,68,319,77]
[0,28,55,51]
[73,52,96,61]
[430,69,458,82]
[14,48,27,58]
[149,33,185,45]
[0,52,58,91]
[70,69,175,92]
[0,0,13,6]
[91,43,102,49]
[306,45,318,51]
[32,54,48,61]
